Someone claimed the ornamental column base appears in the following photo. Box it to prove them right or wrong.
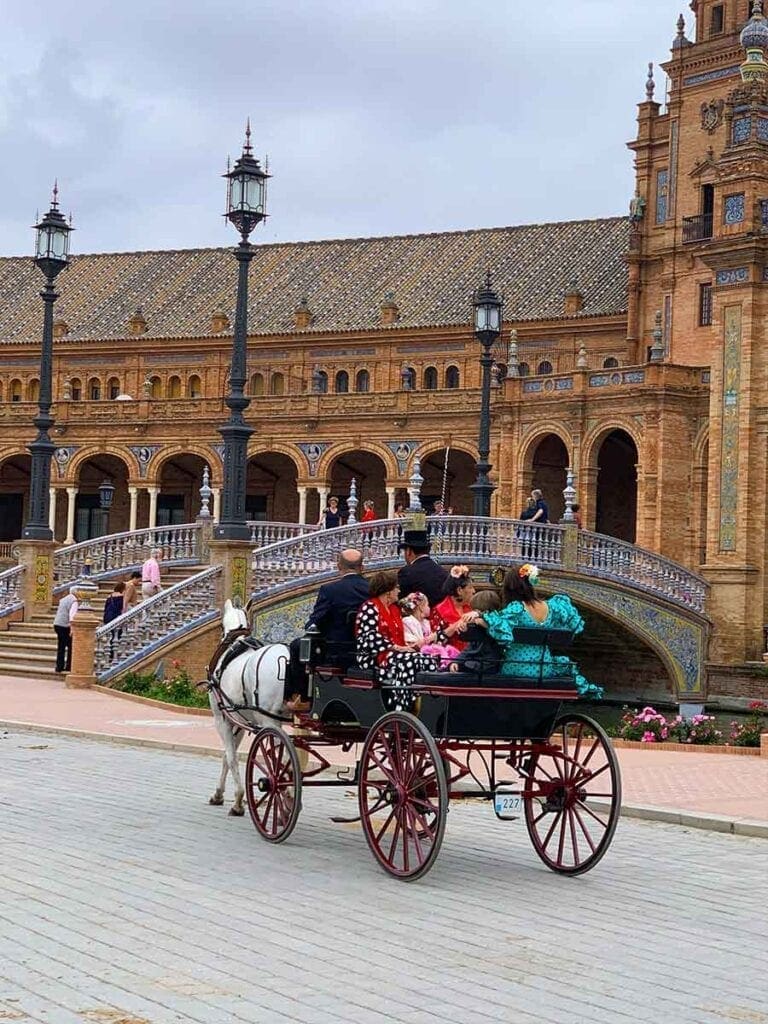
[208,539,255,611]
[16,539,57,619]
[65,609,99,689]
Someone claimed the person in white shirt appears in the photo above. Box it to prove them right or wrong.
[53,586,79,673]
[141,549,162,600]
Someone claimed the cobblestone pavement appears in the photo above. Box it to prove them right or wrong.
[0,730,766,1024]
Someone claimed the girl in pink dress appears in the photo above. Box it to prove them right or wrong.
[399,591,466,669]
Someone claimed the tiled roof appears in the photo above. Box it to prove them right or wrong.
[0,217,630,345]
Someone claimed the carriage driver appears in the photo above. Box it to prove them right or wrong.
[284,548,370,710]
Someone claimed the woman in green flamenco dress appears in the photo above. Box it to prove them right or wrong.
[474,564,603,700]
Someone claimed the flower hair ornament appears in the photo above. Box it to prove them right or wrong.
[450,564,470,580]
[518,563,540,585]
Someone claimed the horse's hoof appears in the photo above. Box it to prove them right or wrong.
[228,806,245,817]
[208,795,224,806]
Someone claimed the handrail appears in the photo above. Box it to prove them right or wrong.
[246,521,318,546]
[0,565,24,617]
[54,523,204,590]
[94,564,222,681]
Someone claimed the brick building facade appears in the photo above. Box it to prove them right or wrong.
[0,0,767,669]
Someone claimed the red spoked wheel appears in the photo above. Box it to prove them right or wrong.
[523,713,620,875]
[358,712,448,882]
[245,726,302,844]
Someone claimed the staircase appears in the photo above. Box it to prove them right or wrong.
[0,565,206,679]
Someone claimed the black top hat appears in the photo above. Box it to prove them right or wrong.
[398,529,431,551]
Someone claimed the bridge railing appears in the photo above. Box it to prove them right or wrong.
[53,523,204,591]
[247,521,318,546]
[0,565,24,617]
[94,564,222,681]
[577,531,707,612]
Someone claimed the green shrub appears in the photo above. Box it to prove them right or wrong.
[114,663,209,709]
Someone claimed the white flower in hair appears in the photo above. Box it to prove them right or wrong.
[450,564,470,579]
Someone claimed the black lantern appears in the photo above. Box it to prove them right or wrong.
[470,271,503,518]
[98,479,115,511]
[215,123,270,541]
[22,184,74,541]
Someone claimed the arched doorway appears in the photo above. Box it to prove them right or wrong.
[530,434,569,522]
[247,452,299,522]
[328,450,387,520]
[595,430,638,542]
[75,455,131,540]
[420,448,476,514]
[158,454,208,525]
[0,454,30,541]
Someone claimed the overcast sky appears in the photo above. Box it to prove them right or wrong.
[1,0,681,256]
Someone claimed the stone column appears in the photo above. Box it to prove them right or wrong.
[16,539,57,617]
[48,487,58,535]
[385,486,396,519]
[212,487,221,523]
[65,609,99,689]
[128,486,139,532]
[147,486,159,529]
[65,486,78,545]
[317,486,329,522]
[297,486,308,525]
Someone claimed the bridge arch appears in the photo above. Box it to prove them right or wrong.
[147,444,223,485]
[315,441,398,482]
[246,449,301,522]
[322,447,391,518]
[68,445,141,483]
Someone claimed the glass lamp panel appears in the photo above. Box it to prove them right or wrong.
[487,305,501,331]
[244,176,265,212]
[50,226,68,260]
[474,305,488,331]
[35,230,48,259]
[229,176,245,211]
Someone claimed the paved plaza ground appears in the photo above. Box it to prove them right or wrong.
[0,730,766,1024]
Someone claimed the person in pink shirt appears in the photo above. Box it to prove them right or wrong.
[141,549,162,600]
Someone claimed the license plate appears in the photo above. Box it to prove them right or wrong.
[494,792,523,819]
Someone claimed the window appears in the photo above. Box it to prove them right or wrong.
[518,362,530,377]
[27,379,39,402]
[187,374,202,398]
[167,375,181,399]
[9,379,21,402]
[316,370,328,394]
[355,369,370,393]
[271,372,285,396]
[423,366,438,390]
[603,357,619,369]
[537,360,554,375]
[699,283,713,327]
[89,378,101,401]
[70,378,82,402]
[656,169,669,224]
[710,3,724,35]
[250,373,264,397]
[445,365,460,389]
[107,377,120,399]
[149,376,162,399]
[402,366,416,390]
[724,193,745,225]
[335,370,349,393]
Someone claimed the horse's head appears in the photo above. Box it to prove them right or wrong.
[222,599,248,635]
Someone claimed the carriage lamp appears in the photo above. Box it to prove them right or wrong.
[215,122,270,542]
[470,271,503,518]
[98,479,116,511]
[23,183,74,541]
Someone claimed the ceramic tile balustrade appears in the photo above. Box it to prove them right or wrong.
[0,565,24,617]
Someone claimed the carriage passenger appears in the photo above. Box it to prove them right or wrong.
[429,565,476,652]
[451,590,504,675]
[400,591,466,668]
[469,564,603,699]
[356,571,443,711]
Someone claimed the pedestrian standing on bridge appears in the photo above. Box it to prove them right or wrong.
[53,586,79,674]
[141,549,162,600]
[530,489,549,524]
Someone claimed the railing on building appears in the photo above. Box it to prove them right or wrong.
[0,542,17,561]
[53,524,205,590]
[246,521,318,547]
[0,565,24,618]
[682,213,714,243]
[94,565,222,681]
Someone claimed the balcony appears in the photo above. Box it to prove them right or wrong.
[682,213,714,243]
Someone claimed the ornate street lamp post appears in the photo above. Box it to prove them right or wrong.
[214,123,270,541]
[470,271,503,518]
[23,184,73,540]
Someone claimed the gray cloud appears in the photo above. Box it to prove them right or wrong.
[1,1,681,255]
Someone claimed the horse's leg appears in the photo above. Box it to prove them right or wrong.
[208,698,229,806]
[228,727,248,816]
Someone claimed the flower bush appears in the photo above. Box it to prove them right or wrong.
[729,700,767,748]
[114,662,209,709]
[616,706,723,745]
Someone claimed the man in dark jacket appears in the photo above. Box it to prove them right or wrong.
[397,530,449,608]
[286,548,369,706]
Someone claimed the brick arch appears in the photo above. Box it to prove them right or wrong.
[518,423,574,472]
[0,446,31,466]
[246,441,303,477]
[68,446,139,482]
[693,424,709,466]
[146,444,224,485]
[315,441,398,481]
[581,419,643,470]
[413,438,478,468]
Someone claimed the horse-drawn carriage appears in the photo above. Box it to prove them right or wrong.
[207,619,621,882]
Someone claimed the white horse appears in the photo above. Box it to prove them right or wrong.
[207,601,289,816]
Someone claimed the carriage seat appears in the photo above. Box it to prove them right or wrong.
[344,666,377,682]
[412,670,576,690]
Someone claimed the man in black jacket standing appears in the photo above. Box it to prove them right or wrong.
[286,548,369,707]
[397,529,448,608]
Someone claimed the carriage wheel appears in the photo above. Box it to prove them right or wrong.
[358,712,448,882]
[245,726,302,844]
[523,713,620,876]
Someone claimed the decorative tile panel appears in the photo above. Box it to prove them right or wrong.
[759,118,768,143]
[128,445,162,479]
[297,442,330,477]
[723,193,745,225]
[732,116,752,144]
[522,380,544,393]
[668,122,678,218]
[716,267,749,286]
[623,370,646,384]
[683,65,740,87]
[554,377,574,390]
[53,446,79,479]
[719,305,741,552]
[386,440,420,475]
[655,169,669,224]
